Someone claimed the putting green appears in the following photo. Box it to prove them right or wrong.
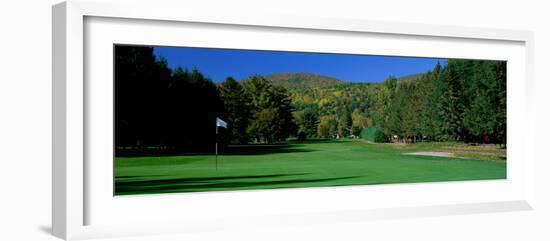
[114,139,506,195]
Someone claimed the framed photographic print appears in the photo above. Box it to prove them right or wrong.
[53,0,535,240]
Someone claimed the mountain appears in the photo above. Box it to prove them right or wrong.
[396,73,424,82]
[265,72,426,89]
[266,73,345,89]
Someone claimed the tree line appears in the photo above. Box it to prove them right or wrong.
[370,60,506,145]
[115,46,223,153]
[115,46,296,155]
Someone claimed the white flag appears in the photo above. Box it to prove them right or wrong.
[216,117,228,128]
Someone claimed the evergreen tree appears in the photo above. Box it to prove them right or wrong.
[387,80,407,141]
[372,76,396,136]
[438,62,465,141]
[463,61,506,145]
[268,85,297,141]
[417,71,442,141]
[402,81,422,142]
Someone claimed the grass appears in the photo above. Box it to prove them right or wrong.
[114,139,506,195]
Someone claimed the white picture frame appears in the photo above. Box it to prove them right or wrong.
[52,0,535,240]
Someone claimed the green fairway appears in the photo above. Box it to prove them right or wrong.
[114,139,506,195]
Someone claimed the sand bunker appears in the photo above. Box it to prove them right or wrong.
[403,152,454,158]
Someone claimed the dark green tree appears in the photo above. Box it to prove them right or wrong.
[402,81,422,142]
[417,71,442,141]
[387,81,408,141]
[114,46,171,149]
[296,107,319,138]
[218,77,253,144]
[164,68,223,152]
[242,75,272,110]
[438,62,465,141]
[243,76,296,143]
[267,85,297,141]
[463,61,506,145]
[247,108,278,143]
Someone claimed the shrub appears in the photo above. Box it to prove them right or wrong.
[361,127,388,143]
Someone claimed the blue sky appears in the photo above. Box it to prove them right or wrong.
[153,46,446,83]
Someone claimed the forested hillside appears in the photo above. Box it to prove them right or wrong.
[396,73,424,82]
[266,73,344,88]
[282,61,506,145]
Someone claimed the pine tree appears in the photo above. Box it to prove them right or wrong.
[402,81,422,142]
[438,61,465,141]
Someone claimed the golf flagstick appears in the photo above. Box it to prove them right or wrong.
[215,117,228,171]
[215,124,218,171]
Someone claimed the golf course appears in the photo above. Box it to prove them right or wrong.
[115,139,506,195]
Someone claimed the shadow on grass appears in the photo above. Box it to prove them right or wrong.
[116,139,342,157]
[116,174,167,180]
[224,144,314,156]
[287,139,342,144]
[115,149,217,157]
[116,173,309,185]
[209,139,344,156]
[115,173,359,195]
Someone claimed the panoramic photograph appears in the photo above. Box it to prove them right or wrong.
[114,45,507,195]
